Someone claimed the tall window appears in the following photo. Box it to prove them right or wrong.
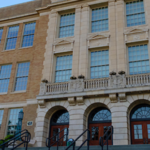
[0,110,4,128]
[91,7,108,33]
[0,65,12,93]
[126,0,145,27]
[59,13,75,38]
[91,50,109,79]
[22,22,36,47]
[5,25,19,50]
[14,62,30,91]
[7,108,23,135]
[128,44,150,75]
[55,55,72,82]
[0,28,3,43]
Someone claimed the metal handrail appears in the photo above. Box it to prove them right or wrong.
[65,129,90,150]
[0,129,31,150]
[46,127,68,150]
[99,126,113,150]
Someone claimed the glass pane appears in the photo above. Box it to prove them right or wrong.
[134,124,143,139]
[91,127,99,140]
[147,124,150,139]
[59,13,75,38]
[15,62,30,91]
[0,28,3,43]
[0,110,4,127]
[126,0,145,27]
[104,126,111,140]
[7,108,23,135]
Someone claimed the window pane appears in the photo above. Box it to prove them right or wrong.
[0,110,4,127]
[0,65,12,93]
[91,50,109,79]
[7,108,23,135]
[0,28,3,43]
[126,0,145,27]
[22,22,36,47]
[59,13,75,38]
[55,55,72,82]
[128,45,150,75]
[92,7,108,33]
[5,26,19,50]
[15,62,30,91]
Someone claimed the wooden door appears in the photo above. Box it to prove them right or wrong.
[131,121,150,144]
[89,123,112,145]
[50,125,69,146]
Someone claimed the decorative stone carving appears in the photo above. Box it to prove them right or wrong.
[109,74,126,88]
[119,93,126,102]
[39,83,46,95]
[109,94,117,103]
[87,32,110,48]
[53,38,74,53]
[38,99,46,108]
[124,26,149,43]
[68,79,84,92]
[76,97,84,105]
[68,97,75,106]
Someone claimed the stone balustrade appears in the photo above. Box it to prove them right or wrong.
[39,73,150,96]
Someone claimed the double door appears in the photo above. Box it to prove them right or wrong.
[89,123,112,145]
[50,125,69,146]
[131,121,150,144]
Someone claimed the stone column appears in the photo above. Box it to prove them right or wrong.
[108,0,117,73]
[79,4,90,78]
[111,103,129,145]
[72,5,82,77]
[116,0,126,73]
[42,10,58,82]
[69,105,85,146]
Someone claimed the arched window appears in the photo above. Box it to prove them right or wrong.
[51,110,69,125]
[89,107,111,123]
[131,104,150,121]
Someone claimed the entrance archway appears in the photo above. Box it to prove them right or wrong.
[50,109,69,146]
[88,107,112,145]
[130,104,150,144]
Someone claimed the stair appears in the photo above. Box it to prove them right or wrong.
[4,145,150,150]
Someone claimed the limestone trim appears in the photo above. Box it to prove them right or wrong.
[68,97,76,106]
[76,96,84,105]
[119,93,126,102]
[38,99,46,108]
[109,94,117,103]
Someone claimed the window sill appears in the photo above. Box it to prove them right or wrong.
[2,49,15,52]
[18,46,33,50]
[10,90,26,94]
[0,92,7,95]
[125,24,148,29]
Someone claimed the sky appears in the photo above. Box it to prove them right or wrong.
[0,0,33,8]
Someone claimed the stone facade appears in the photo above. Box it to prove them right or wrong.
[1,0,150,148]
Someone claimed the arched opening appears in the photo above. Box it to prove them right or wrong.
[50,109,69,146]
[88,107,112,145]
[130,104,150,144]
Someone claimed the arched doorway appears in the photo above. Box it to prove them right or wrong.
[130,104,150,144]
[88,107,112,145]
[50,109,69,146]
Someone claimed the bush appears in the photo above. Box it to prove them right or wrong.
[4,135,14,141]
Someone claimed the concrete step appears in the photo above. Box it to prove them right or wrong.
[5,145,150,150]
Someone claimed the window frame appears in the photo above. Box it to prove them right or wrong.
[0,28,3,44]
[21,21,36,48]
[7,108,23,136]
[90,3,109,33]
[89,47,109,79]
[0,109,4,129]
[125,0,146,27]
[5,25,19,51]
[58,10,75,38]
[127,42,150,75]
[13,62,30,92]
[53,52,73,83]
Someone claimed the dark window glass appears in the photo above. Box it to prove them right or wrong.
[0,28,3,43]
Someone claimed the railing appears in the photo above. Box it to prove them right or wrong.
[0,129,31,150]
[39,73,150,95]
[46,82,68,93]
[126,74,150,87]
[65,129,90,150]
[84,78,109,90]
[99,126,113,150]
[46,128,68,150]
